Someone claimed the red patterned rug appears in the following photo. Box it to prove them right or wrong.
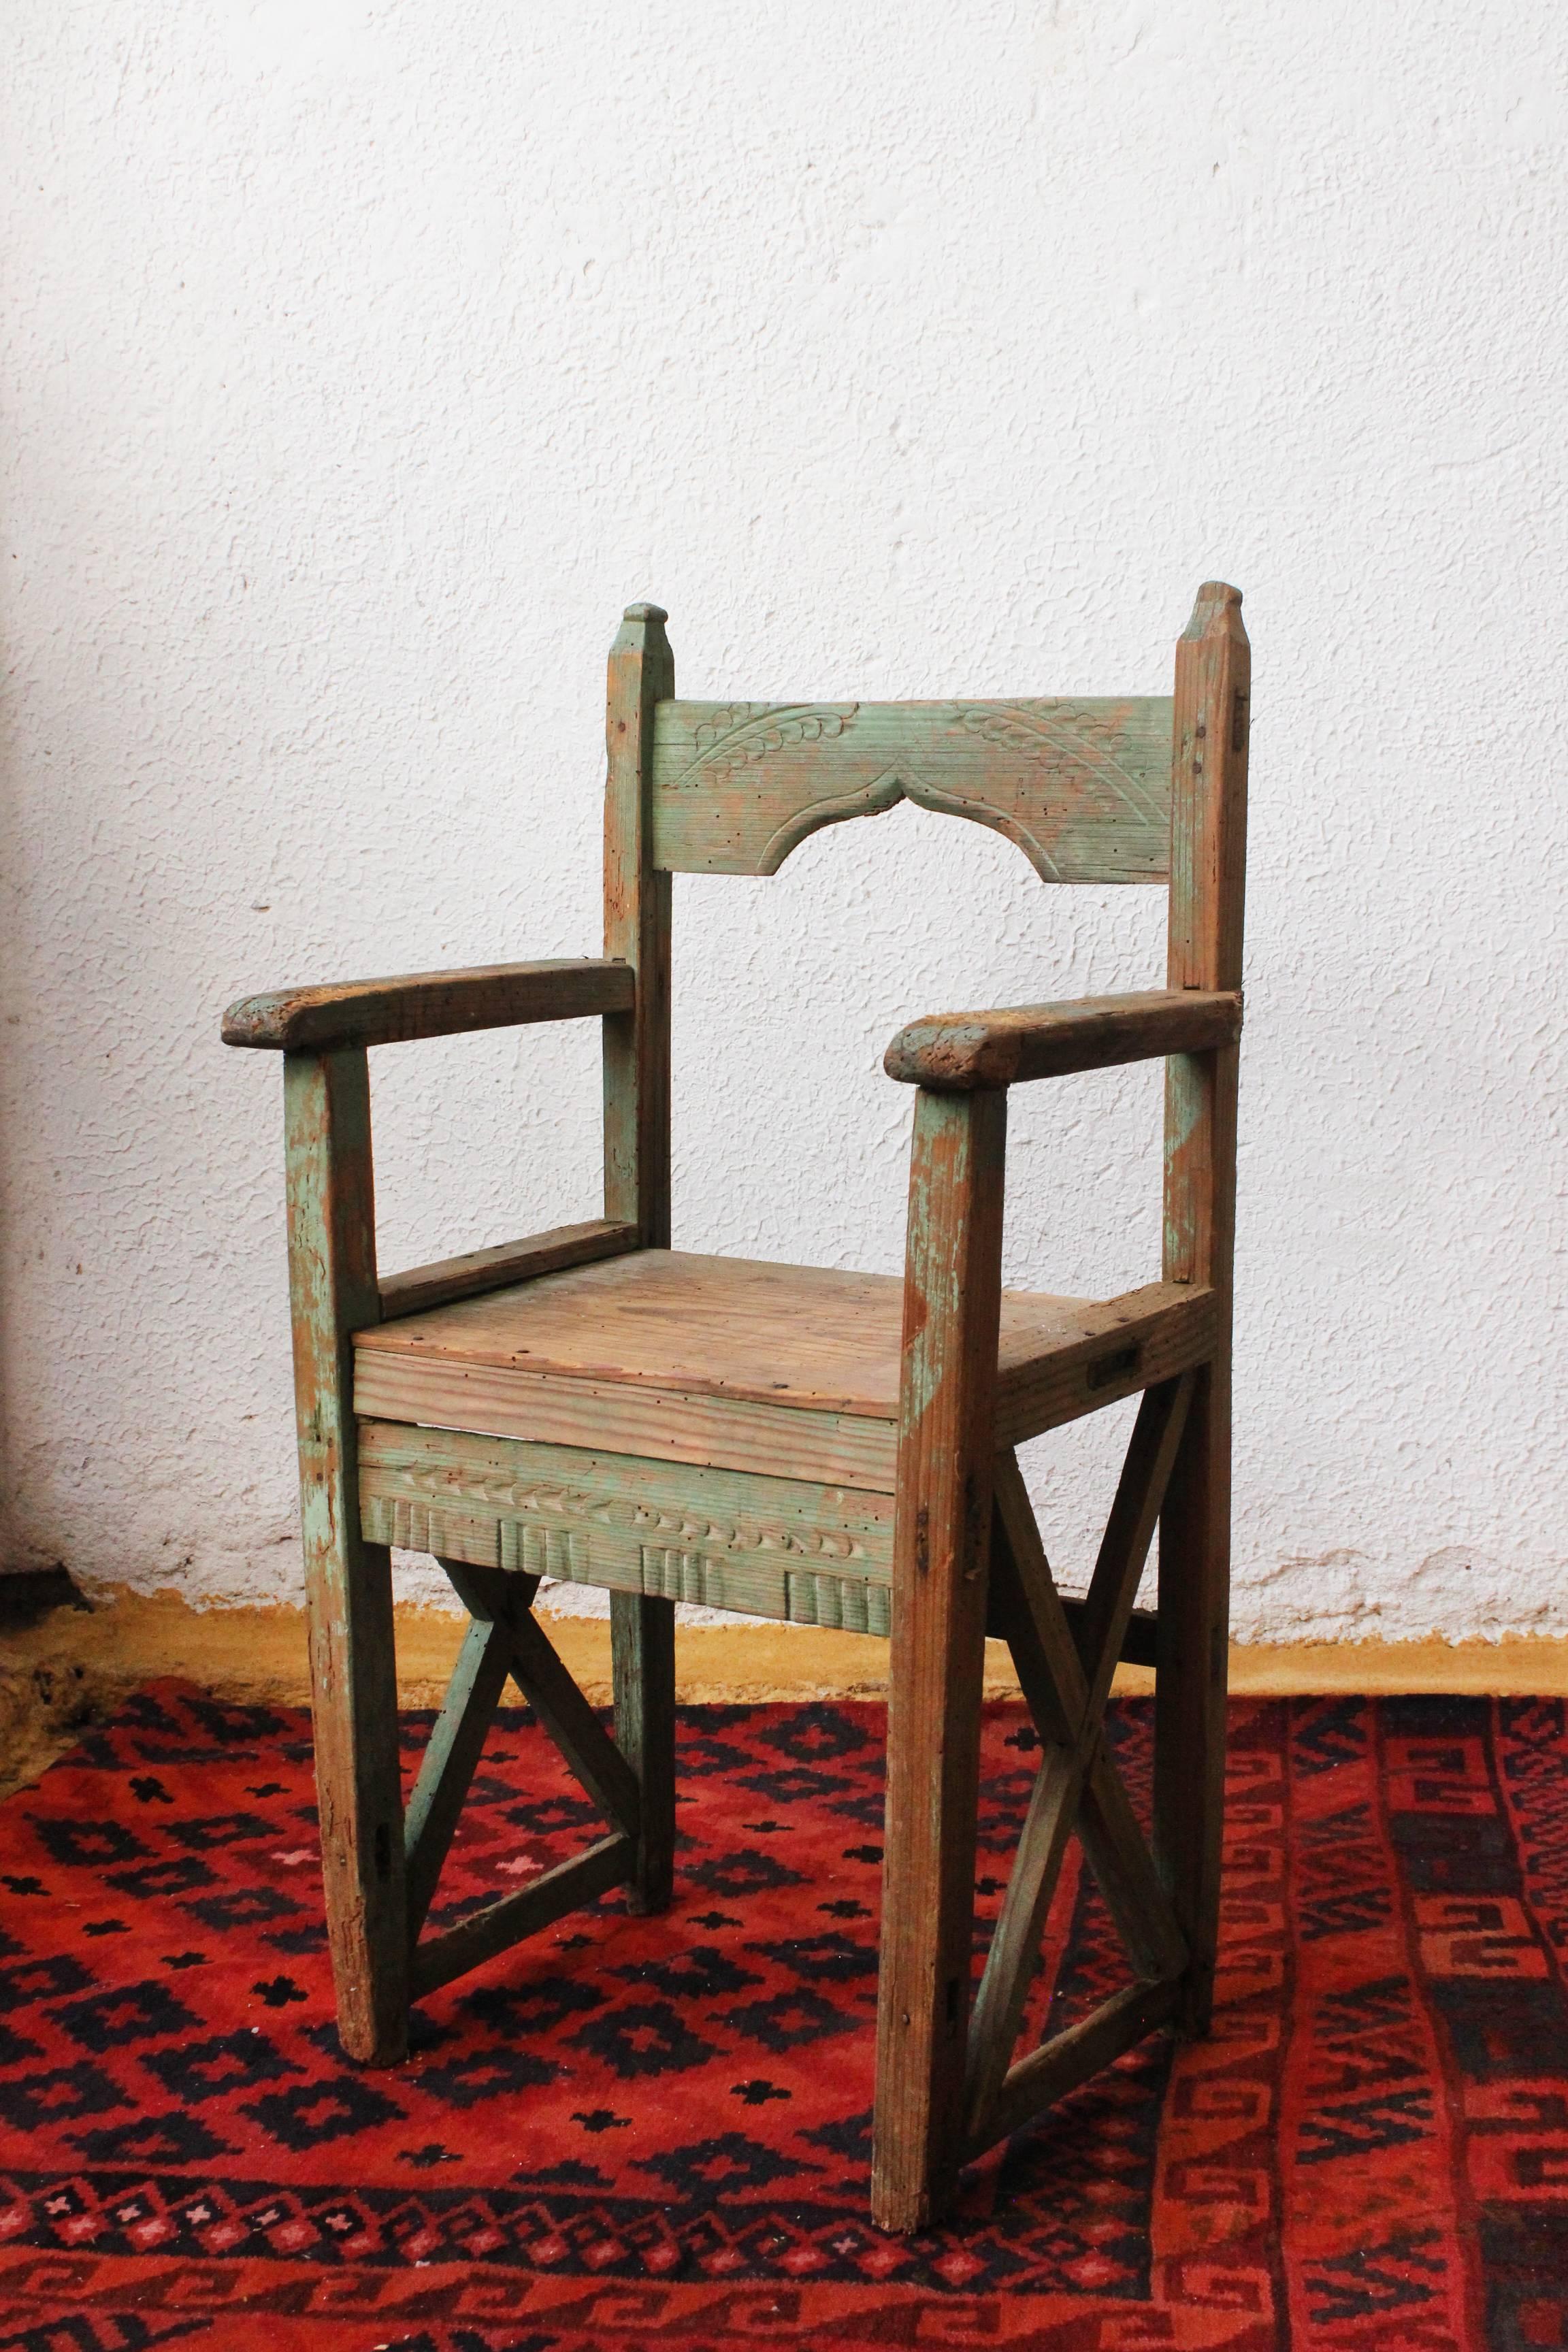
[1,1684,1566,2349]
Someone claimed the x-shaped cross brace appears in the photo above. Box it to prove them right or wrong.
[399,1375,1194,2133]
[964,1372,1195,2157]
[401,1561,655,2000]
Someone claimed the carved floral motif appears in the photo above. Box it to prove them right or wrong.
[668,702,859,789]
[952,700,1166,825]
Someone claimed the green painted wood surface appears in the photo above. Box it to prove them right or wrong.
[874,1085,1008,2232]
[604,604,674,1243]
[442,1557,643,1837]
[651,697,1174,882]
[1156,580,1249,2041]
[402,1610,517,1941]
[283,1046,408,2062]
[410,1833,634,1999]
[610,1590,676,1912]
[357,1420,895,1629]
[378,1218,640,1321]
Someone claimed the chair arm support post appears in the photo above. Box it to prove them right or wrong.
[883,989,1241,1093]
[282,1046,408,2061]
[873,1085,1007,2234]
[223,958,634,1052]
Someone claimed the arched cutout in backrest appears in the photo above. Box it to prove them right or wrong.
[650,697,1175,883]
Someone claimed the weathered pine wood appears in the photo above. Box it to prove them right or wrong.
[1157,582,1248,2038]
[651,697,1175,882]
[1059,1594,1158,1669]
[410,1834,635,1999]
[602,607,679,1921]
[611,1591,677,1912]
[283,1047,407,2063]
[964,1734,1086,2141]
[996,1281,1215,1450]
[964,1393,1191,2148]
[883,988,1241,1094]
[992,1460,1187,1991]
[872,1087,1007,2236]
[358,1420,893,1629]
[1079,1747,1189,1982]
[1073,1376,1194,1723]
[403,1612,521,1942]
[973,1974,1184,2155]
[442,1559,642,1838]
[358,1422,894,1566]
[378,1218,640,1321]
[357,1358,898,1490]
[354,1247,1215,1483]
[604,603,673,1246]
[224,959,633,1051]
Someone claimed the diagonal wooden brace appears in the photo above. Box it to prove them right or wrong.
[401,1560,642,2000]
[404,1595,532,1944]
[962,1380,1193,2157]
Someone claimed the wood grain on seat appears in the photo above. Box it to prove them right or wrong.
[354,1250,1215,1486]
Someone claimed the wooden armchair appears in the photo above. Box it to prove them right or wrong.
[223,583,1248,2232]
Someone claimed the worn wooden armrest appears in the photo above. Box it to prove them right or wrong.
[222,958,634,1051]
[883,989,1242,1093]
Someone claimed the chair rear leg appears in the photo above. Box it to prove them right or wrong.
[1153,1360,1230,2037]
[610,1589,676,1912]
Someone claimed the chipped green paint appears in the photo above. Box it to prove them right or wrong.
[358,1420,895,1630]
[282,1045,408,2063]
[651,696,1175,881]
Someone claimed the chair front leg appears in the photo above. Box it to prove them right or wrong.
[285,1047,408,2063]
[872,1086,1008,2235]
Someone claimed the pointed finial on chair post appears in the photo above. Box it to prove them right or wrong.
[614,602,671,659]
[1182,581,1247,649]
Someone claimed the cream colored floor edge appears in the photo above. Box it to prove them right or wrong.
[5,1588,1567,1797]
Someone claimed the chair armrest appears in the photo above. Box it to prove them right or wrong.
[883,988,1242,1092]
[222,958,634,1051]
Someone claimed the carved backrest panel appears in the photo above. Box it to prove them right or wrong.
[649,697,1175,883]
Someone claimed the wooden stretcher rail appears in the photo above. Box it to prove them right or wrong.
[378,1219,640,1321]
[222,958,634,1051]
[410,1833,634,1998]
[966,1974,1183,2159]
[883,988,1243,1092]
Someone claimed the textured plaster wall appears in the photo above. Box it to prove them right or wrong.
[2,1,1564,1640]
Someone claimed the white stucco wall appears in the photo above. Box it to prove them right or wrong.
[2,1,1564,1640]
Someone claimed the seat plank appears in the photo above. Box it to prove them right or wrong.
[353,1252,1216,1488]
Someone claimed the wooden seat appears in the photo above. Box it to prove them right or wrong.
[224,584,1249,2234]
[355,1248,1215,1472]
[353,1250,1214,1628]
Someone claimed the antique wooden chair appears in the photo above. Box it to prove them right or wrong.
[223,583,1247,2233]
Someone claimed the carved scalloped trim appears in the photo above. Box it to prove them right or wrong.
[953,700,1166,827]
[668,702,860,789]
[757,768,1066,884]
[755,768,911,872]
